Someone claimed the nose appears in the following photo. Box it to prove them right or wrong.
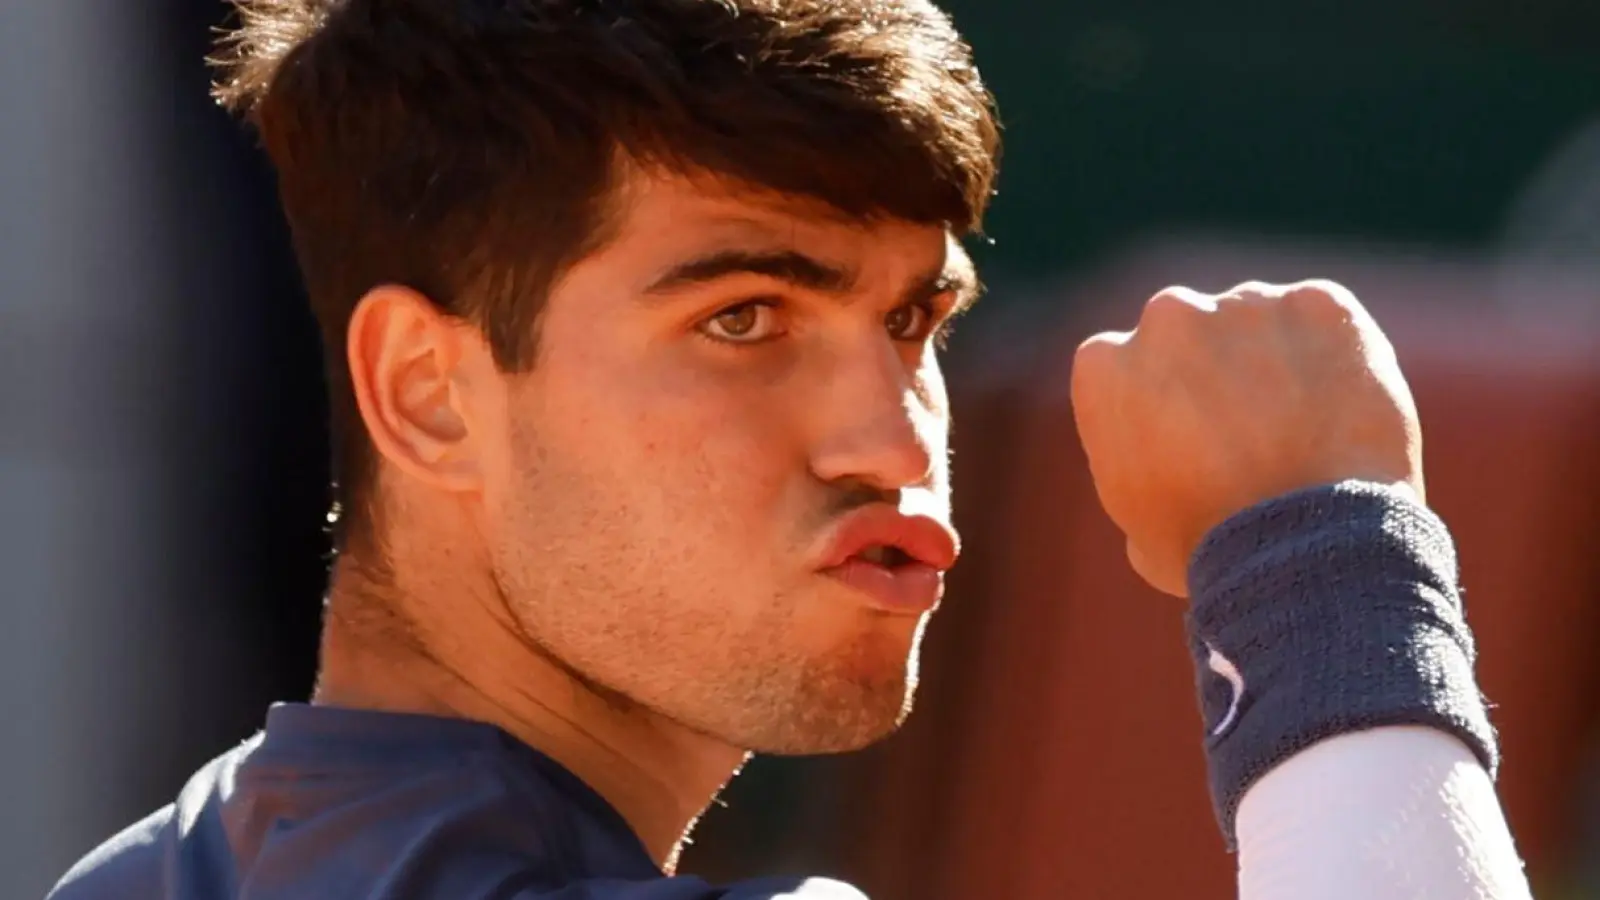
[808,340,945,493]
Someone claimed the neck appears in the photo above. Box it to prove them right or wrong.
[312,551,748,872]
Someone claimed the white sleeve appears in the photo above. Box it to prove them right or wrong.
[1236,725,1531,900]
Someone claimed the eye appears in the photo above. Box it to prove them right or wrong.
[886,301,938,342]
[699,300,785,344]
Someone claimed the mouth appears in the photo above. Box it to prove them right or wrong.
[854,544,917,568]
[822,552,945,615]
[815,507,959,614]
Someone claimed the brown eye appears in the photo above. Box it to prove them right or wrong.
[886,302,934,341]
[715,305,758,336]
[700,301,783,344]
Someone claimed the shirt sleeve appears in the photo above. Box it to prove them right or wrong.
[1185,481,1531,898]
[1236,726,1529,899]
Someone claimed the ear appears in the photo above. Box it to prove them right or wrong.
[346,285,492,494]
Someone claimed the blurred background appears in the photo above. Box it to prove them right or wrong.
[3,0,1598,897]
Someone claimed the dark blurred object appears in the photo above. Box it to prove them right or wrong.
[149,0,331,755]
[939,0,1600,279]
[1436,0,1600,56]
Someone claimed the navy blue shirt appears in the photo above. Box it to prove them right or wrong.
[48,705,856,899]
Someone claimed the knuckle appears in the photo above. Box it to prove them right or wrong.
[1282,279,1358,316]
[1072,332,1122,380]
[1221,280,1275,302]
[1070,332,1128,410]
[1140,286,1212,331]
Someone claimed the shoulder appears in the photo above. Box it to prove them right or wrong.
[525,875,868,900]
[46,804,174,900]
[48,741,249,900]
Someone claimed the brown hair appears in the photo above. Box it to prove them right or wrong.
[212,0,1001,553]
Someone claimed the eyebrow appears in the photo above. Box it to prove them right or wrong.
[643,247,981,310]
[917,254,982,313]
[644,249,857,296]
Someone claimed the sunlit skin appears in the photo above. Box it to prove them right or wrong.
[313,167,979,871]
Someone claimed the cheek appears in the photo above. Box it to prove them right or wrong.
[916,354,953,478]
[918,355,951,429]
[517,344,799,549]
[625,343,798,469]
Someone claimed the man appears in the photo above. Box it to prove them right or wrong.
[50,0,1530,897]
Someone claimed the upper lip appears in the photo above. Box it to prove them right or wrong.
[815,505,960,572]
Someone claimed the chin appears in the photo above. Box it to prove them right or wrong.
[750,656,922,756]
[691,613,932,756]
[754,700,913,756]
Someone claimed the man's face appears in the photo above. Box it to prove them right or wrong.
[480,170,974,754]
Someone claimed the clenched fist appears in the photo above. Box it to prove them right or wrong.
[1070,280,1425,598]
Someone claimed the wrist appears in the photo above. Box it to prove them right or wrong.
[1183,480,1497,849]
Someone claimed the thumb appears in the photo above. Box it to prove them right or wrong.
[1127,537,1188,599]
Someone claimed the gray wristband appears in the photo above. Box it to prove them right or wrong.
[1185,480,1498,849]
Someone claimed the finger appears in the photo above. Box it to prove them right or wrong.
[1132,287,1225,353]
[1075,328,1133,354]
[1147,285,1216,310]
[1280,279,1364,328]
[1220,280,1277,300]
[1215,281,1281,311]
[1070,331,1132,453]
[1137,286,1216,336]
[1127,538,1188,599]
[1070,329,1129,401]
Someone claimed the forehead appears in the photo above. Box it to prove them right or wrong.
[591,168,965,285]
